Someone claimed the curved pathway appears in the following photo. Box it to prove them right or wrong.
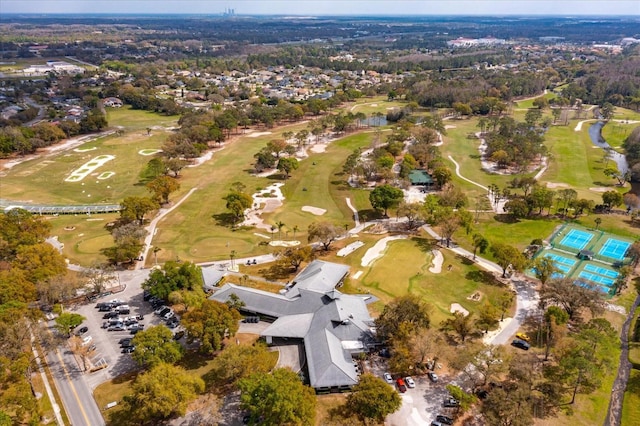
[137,187,198,270]
[604,293,640,426]
[345,197,360,227]
[447,155,506,213]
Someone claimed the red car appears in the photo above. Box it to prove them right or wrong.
[396,378,407,393]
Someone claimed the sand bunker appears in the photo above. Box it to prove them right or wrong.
[97,171,115,179]
[74,147,97,152]
[428,249,443,273]
[248,131,272,138]
[444,125,457,129]
[301,205,326,215]
[589,187,611,193]
[546,182,569,188]
[352,271,363,279]
[450,303,469,316]
[337,241,364,257]
[138,149,162,156]
[269,240,301,247]
[241,183,285,230]
[361,235,407,267]
[310,144,327,153]
[65,155,115,182]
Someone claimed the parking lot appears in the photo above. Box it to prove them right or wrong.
[63,269,184,389]
[365,354,458,426]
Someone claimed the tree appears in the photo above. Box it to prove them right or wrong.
[539,278,605,322]
[13,243,67,284]
[146,175,180,204]
[472,233,489,260]
[55,312,85,336]
[131,325,184,368]
[496,290,515,321]
[181,299,241,355]
[81,262,116,294]
[238,368,316,426]
[278,246,313,271]
[543,306,569,361]
[533,257,559,288]
[440,311,474,342]
[346,374,401,422]
[369,184,404,217]
[482,385,533,426]
[125,363,204,422]
[375,294,431,342]
[207,343,274,388]
[223,190,253,225]
[120,196,158,225]
[0,208,51,260]
[476,303,500,333]
[446,384,477,412]
[434,207,460,248]
[601,190,623,209]
[594,217,602,230]
[397,201,424,230]
[277,157,299,179]
[490,242,528,278]
[143,261,203,300]
[307,221,341,251]
[432,166,452,188]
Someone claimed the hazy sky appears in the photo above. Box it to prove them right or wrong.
[2,1,639,16]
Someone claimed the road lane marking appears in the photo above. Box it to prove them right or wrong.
[54,347,92,425]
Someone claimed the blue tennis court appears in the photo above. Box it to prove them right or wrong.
[583,263,619,279]
[559,229,593,251]
[578,271,615,287]
[544,252,577,267]
[599,239,631,261]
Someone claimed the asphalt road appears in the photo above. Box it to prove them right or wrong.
[46,340,105,426]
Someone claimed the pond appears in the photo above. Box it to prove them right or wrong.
[589,121,639,196]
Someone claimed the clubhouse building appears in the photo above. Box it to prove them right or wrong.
[208,260,377,392]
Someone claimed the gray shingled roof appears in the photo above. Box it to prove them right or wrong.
[210,260,374,389]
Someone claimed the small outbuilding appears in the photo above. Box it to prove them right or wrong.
[578,250,594,261]
[408,169,434,187]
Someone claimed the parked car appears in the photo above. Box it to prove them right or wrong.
[101,321,109,329]
[405,376,416,388]
[155,306,169,315]
[173,330,185,340]
[143,290,152,301]
[98,304,113,312]
[396,378,407,393]
[431,422,443,426]
[162,311,175,321]
[81,336,93,346]
[516,332,530,342]
[75,326,89,335]
[383,372,393,384]
[119,338,133,346]
[436,415,454,425]
[103,311,119,319]
[511,338,530,351]
[108,324,125,331]
[128,324,144,332]
[167,320,179,329]
[443,398,460,408]
[122,346,135,354]
[428,372,438,382]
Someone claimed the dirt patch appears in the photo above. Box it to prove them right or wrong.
[590,187,611,192]
[247,131,272,138]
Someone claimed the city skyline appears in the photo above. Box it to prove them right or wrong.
[2,0,639,16]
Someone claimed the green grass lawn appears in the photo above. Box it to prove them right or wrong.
[342,236,511,325]
[622,370,640,426]
[152,129,373,264]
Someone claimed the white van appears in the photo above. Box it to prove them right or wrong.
[81,335,93,346]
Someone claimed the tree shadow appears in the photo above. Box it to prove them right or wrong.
[465,270,500,285]
[358,208,383,222]
[411,236,436,253]
[211,213,236,227]
[493,214,519,224]
[260,264,293,281]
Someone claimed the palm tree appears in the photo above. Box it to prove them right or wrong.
[292,225,299,239]
[270,225,277,240]
[594,217,602,230]
[152,246,161,265]
[230,250,236,268]
[275,221,285,240]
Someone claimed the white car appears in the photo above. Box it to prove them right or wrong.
[405,376,416,388]
[383,372,393,384]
